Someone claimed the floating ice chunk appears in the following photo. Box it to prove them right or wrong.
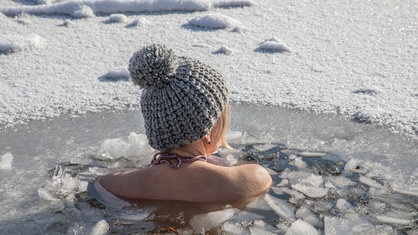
[326,176,357,188]
[292,184,328,198]
[392,183,418,197]
[264,194,295,220]
[299,151,327,157]
[291,174,328,198]
[300,174,324,187]
[375,215,412,225]
[335,198,354,212]
[115,208,154,222]
[358,175,383,188]
[98,68,130,82]
[97,132,152,162]
[281,170,312,185]
[230,210,264,224]
[0,34,46,54]
[107,13,127,23]
[222,221,249,235]
[289,157,307,168]
[256,39,291,53]
[0,152,13,170]
[89,219,110,235]
[249,225,277,235]
[324,216,394,235]
[187,13,240,29]
[246,196,271,210]
[295,206,321,227]
[281,187,305,201]
[38,188,58,201]
[190,208,237,231]
[285,219,318,235]
[98,138,128,160]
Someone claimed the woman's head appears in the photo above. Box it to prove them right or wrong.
[128,44,229,152]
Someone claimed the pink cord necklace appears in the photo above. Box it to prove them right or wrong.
[149,153,207,169]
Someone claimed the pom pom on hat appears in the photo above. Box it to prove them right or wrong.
[128,44,178,90]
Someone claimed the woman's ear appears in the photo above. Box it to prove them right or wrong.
[203,134,211,144]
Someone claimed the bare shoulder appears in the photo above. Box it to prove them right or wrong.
[99,162,272,202]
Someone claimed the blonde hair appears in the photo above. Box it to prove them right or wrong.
[212,103,232,149]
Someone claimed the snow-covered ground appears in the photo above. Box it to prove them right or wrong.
[0,0,417,234]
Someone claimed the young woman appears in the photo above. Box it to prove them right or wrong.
[98,44,272,203]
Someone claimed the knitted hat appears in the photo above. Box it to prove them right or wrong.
[128,44,229,151]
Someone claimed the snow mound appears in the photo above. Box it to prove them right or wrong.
[0,152,13,170]
[0,0,254,17]
[186,13,240,29]
[0,34,45,54]
[106,13,128,23]
[125,17,150,28]
[256,38,291,53]
[213,46,233,55]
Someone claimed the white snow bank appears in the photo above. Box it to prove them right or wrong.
[0,152,13,170]
[0,34,45,54]
[187,13,240,29]
[0,0,254,18]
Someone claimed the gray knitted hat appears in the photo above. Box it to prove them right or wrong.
[128,44,229,151]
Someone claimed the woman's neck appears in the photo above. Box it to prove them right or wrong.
[167,140,208,157]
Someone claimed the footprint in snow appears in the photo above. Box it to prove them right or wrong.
[352,89,378,96]
[98,68,130,82]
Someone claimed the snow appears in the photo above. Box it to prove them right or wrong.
[186,13,241,29]
[0,0,417,233]
[0,152,13,170]
[0,33,46,54]
[255,38,291,53]
[0,0,417,140]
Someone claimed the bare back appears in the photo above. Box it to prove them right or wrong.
[99,160,272,202]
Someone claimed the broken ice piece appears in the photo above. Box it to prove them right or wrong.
[0,152,13,170]
[285,219,319,235]
[264,194,295,220]
[375,215,412,225]
[358,175,384,188]
[190,208,237,231]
